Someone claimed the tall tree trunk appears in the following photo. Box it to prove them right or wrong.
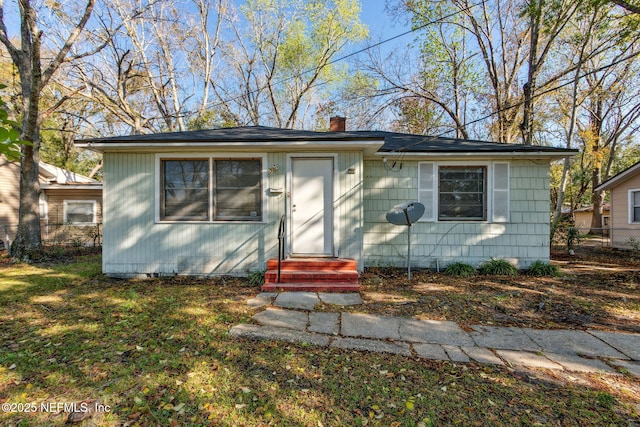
[522,0,541,145]
[11,0,43,258]
[589,96,604,234]
[1,0,98,258]
[13,144,42,258]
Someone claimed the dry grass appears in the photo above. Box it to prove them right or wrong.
[0,249,638,426]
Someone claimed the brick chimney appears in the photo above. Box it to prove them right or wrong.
[329,116,346,132]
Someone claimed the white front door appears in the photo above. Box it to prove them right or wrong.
[290,157,334,256]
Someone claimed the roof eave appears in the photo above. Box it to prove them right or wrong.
[41,183,103,190]
[369,150,578,160]
[595,162,640,192]
[75,139,385,156]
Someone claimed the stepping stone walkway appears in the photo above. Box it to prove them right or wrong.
[230,292,640,378]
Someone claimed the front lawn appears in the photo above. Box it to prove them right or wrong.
[0,252,638,426]
[354,248,640,333]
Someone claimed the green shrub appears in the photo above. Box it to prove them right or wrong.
[479,258,519,276]
[566,226,580,253]
[248,270,265,287]
[444,262,477,277]
[527,260,560,277]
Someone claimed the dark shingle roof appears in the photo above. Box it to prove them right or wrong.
[76,125,575,154]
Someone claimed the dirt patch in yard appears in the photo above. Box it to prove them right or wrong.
[344,247,640,333]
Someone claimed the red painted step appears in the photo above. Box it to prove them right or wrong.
[261,282,360,292]
[264,270,358,282]
[262,258,359,293]
[266,258,357,271]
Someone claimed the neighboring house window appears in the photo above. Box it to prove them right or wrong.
[418,162,509,222]
[438,166,487,221]
[39,193,48,220]
[64,200,96,224]
[631,190,640,223]
[159,157,263,222]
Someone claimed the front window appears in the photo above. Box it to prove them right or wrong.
[214,159,262,220]
[160,158,263,222]
[632,190,640,223]
[438,166,487,221]
[161,159,210,221]
[64,200,96,224]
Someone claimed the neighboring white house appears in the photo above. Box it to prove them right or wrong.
[594,161,640,249]
[75,121,576,278]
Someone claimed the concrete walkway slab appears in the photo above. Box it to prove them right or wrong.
[236,293,640,374]
[252,308,308,330]
[544,352,618,374]
[442,345,470,363]
[341,313,401,340]
[523,329,628,359]
[331,337,411,356]
[589,330,640,361]
[400,318,474,346]
[496,350,563,370]
[470,326,541,352]
[609,360,640,378]
[309,312,340,335]
[318,293,362,306]
[414,343,450,361]
[247,293,276,308]
[229,324,329,347]
[274,292,319,310]
[461,346,504,366]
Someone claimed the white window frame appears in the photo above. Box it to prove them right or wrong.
[438,164,488,221]
[155,153,268,224]
[39,193,48,221]
[63,200,97,225]
[629,189,640,224]
[418,161,509,223]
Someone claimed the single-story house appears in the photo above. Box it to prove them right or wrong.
[594,161,640,249]
[573,203,610,233]
[0,155,103,248]
[76,118,576,285]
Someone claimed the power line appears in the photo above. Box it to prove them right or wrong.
[203,0,486,113]
[376,48,640,170]
[427,49,640,143]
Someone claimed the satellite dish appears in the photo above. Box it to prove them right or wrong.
[386,202,425,225]
[385,201,425,280]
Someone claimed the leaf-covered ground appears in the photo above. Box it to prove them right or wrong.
[351,247,640,334]
[0,249,638,426]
